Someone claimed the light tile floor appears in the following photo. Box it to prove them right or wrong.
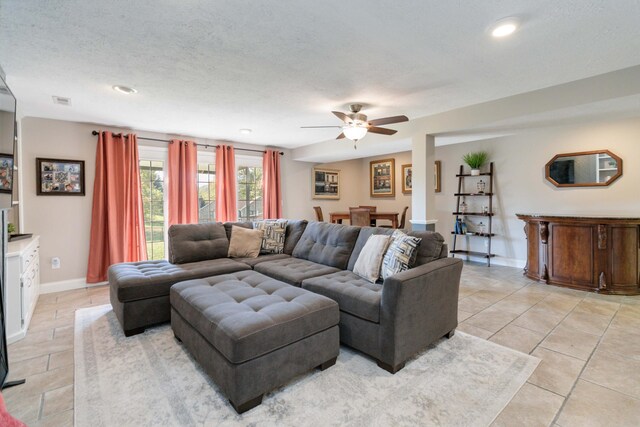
[3,262,640,426]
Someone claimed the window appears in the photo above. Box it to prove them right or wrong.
[139,160,165,260]
[197,163,216,223]
[237,165,263,221]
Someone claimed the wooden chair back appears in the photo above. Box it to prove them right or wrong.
[313,206,324,222]
[349,207,371,227]
[359,205,377,227]
[399,206,409,229]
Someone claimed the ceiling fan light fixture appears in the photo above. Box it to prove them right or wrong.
[490,18,519,38]
[343,125,368,141]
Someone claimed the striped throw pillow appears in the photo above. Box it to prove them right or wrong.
[381,230,422,279]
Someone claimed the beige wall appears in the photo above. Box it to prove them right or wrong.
[21,117,293,285]
[434,117,640,266]
[284,151,412,226]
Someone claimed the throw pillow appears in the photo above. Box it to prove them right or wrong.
[228,225,264,258]
[381,230,422,279]
[253,219,288,254]
[353,234,392,283]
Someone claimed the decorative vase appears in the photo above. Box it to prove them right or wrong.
[471,169,480,176]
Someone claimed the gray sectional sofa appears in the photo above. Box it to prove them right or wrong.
[109,219,462,412]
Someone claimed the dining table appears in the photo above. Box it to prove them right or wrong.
[329,211,399,228]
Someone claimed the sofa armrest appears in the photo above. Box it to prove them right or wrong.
[379,257,463,366]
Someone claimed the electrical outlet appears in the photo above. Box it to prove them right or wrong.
[51,257,61,269]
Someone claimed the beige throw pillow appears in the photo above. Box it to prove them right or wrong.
[353,234,392,283]
[228,225,264,258]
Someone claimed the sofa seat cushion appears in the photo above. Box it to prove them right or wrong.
[109,259,250,303]
[234,254,291,268]
[254,257,340,286]
[301,271,382,323]
[170,271,339,364]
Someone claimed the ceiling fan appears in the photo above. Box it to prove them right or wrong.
[302,104,408,148]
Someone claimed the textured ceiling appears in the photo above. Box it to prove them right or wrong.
[1,0,640,148]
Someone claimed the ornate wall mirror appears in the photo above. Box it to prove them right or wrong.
[545,150,622,187]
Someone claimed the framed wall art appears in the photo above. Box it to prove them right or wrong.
[312,167,340,199]
[0,154,13,194]
[370,158,395,197]
[401,164,412,194]
[434,160,442,193]
[36,158,85,196]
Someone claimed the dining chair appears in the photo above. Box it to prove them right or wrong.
[359,205,377,227]
[313,206,324,222]
[398,206,409,229]
[349,207,371,227]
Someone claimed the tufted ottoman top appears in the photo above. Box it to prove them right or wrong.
[170,271,339,364]
[109,259,250,302]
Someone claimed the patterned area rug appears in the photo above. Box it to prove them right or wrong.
[75,305,539,427]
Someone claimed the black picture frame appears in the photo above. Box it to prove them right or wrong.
[36,157,85,196]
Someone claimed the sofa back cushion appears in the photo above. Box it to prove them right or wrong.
[223,221,253,240]
[292,221,360,269]
[283,220,308,255]
[347,227,394,271]
[168,223,229,264]
[407,230,446,266]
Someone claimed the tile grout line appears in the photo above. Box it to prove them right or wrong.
[549,302,621,426]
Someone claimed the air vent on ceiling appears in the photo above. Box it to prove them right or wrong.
[52,96,72,106]
[0,87,9,95]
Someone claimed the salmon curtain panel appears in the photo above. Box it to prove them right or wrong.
[215,144,237,222]
[87,131,147,283]
[262,149,282,219]
[167,139,198,225]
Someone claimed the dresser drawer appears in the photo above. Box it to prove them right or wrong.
[22,244,39,273]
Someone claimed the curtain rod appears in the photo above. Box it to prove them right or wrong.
[91,130,284,155]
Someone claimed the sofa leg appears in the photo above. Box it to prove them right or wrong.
[230,394,263,414]
[445,329,456,339]
[124,327,145,337]
[377,360,406,374]
[174,333,182,343]
[317,356,337,371]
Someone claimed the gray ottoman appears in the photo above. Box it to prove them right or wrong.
[170,270,340,413]
[109,258,250,336]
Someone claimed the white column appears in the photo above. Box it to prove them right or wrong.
[410,134,436,231]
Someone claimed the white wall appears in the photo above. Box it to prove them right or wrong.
[434,117,640,267]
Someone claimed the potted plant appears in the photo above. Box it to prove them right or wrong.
[463,151,488,176]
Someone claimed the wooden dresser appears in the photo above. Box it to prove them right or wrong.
[516,214,640,295]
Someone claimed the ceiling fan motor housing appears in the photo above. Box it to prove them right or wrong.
[347,112,368,124]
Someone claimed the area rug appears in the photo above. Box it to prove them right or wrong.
[75,305,539,427]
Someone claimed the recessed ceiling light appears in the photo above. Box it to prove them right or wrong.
[239,129,252,135]
[490,18,519,38]
[112,85,137,94]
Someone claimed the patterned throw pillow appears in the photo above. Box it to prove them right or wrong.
[253,219,288,254]
[381,230,422,280]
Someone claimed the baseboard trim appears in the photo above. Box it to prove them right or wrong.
[40,278,108,294]
[455,255,526,269]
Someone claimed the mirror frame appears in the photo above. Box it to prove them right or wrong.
[545,149,622,187]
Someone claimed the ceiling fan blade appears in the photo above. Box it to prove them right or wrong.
[332,111,351,123]
[368,115,408,126]
[368,126,397,135]
[300,126,343,128]
[336,132,346,139]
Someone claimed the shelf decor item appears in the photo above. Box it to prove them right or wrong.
[370,158,395,197]
[312,167,340,199]
[36,157,85,196]
[462,151,488,176]
[477,179,486,193]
